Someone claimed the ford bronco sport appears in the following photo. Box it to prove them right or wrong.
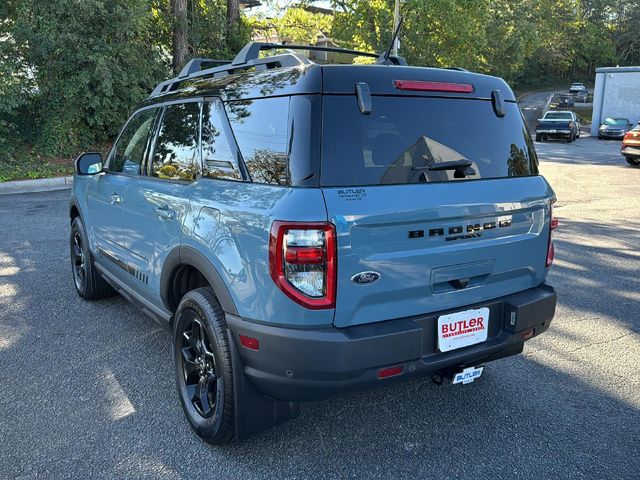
[70,42,558,444]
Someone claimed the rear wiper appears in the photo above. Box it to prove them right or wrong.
[413,159,476,178]
[424,160,473,171]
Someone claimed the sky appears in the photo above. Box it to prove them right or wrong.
[244,0,334,18]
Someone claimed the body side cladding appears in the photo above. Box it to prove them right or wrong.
[160,246,239,316]
[94,261,173,330]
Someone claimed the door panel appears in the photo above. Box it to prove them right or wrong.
[89,106,159,275]
[86,173,128,250]
[122,101,201,295]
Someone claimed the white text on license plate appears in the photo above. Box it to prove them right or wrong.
[437,307,489,352]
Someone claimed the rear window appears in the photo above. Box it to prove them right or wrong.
[544,112,572,120]
[321,96,538,187]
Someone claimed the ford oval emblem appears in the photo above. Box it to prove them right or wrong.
[351,271,381,285]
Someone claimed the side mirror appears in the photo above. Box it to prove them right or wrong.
[75,152,103,175]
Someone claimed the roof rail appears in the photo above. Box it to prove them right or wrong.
[148,41,408,99]
[232,42,407,66]
[178,58,231,78]
[148,53,309,98]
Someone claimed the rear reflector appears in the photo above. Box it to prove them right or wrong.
[521,328,535,340]
[394,80,474,93]
[239,334,259,350]
[378,365,404,379]
[546,202,558,268]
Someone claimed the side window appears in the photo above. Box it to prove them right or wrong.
[201,100,242,181]
[151,102,200,181]
[226,97,289,185]
[109,108,158,174]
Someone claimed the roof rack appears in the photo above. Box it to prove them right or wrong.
[149,41,408,99]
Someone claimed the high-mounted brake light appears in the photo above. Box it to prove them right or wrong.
[393,80,474,93]
[546,202,558,268]
[269,221,336,309]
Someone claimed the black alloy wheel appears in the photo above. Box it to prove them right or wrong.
[70,217,113,300]
[178,315,220,417]
[173,287,235,444]
[71,231,86,292]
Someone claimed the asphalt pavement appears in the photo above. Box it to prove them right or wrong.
[0,136,638,479]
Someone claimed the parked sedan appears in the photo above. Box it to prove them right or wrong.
[598,117,633,139]
[622,122,640,166]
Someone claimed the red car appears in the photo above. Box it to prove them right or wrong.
[622,122,640,167]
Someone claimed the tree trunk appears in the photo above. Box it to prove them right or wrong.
[227,0,240,35]
[172,0,188,75]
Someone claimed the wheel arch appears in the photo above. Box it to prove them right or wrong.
[69,197,82,223]
[161,246,239,317]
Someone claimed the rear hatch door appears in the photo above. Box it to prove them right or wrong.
[319,84,554,328]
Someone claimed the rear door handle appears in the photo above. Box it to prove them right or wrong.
[110,193,122,205]
[154,205,176,221]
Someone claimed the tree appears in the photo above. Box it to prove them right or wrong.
[5,0,167,155]
[250,7,333,44]
[171,0,189,74]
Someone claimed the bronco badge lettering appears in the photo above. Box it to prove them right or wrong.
[418,217,512,242]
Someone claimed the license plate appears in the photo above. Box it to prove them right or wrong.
[453,366,484,385]
[437,307,489,352]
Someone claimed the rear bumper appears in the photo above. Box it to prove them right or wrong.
[227,284,557,402]
[537,129,572,138]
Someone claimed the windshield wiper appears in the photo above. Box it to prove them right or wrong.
[412,160,476,178]
[424,160,473,171]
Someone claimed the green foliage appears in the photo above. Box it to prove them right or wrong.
[3,0,168,157]
[250,7,333,44]
[329,0,640,87]
[1,0,639,179]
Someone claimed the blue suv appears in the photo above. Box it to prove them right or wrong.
[70,42,558,444]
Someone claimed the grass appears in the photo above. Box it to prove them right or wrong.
[574,107,594,126]
[0,144,111,182]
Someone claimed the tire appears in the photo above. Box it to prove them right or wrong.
[535,134,542,142]
[173,287,235,445]
[566,135,573,143]
[70,217,114,300]
[625,156,640,167]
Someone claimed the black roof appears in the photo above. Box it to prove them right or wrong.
[141,64,515,107]
[141,42,516,107]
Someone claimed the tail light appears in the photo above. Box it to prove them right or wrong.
[269,221,336,309]
[546,202,558,268]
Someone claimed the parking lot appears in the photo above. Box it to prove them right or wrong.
[0,136,638,479]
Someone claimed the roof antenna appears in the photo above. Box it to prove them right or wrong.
[382,16,404,64]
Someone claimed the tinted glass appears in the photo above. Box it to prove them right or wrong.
[321,96,538,187]
[201,100,242,181]
[227,97,289,185]
[109,108,158,174]
[545,112,572,119]
[604,118,628,126]
[151,102,200,181]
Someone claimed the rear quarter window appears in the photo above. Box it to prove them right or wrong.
[321,96,538,187]
[226,97,290,185]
